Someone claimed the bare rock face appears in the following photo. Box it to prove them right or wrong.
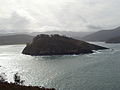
[22,34,108,56]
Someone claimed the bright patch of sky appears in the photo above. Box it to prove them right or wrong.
[0,0,120,33]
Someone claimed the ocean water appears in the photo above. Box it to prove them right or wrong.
[0,42,120,90]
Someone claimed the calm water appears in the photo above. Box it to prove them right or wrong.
[0,42,120,90]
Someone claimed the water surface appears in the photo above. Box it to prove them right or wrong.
[0,42,120,90]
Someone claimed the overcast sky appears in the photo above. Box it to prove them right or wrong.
[0,0,120,33]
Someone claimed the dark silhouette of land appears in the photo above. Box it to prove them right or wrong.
[82,26,120,41]
[1,27,120,45]
[0,31,92,45]
[0,81,55,90]
[22,34,108,56]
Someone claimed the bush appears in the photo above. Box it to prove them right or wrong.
[0,73,7,82]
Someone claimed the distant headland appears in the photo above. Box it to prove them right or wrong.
[22,34,108,56]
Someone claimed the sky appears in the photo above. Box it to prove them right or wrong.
[0,0,120,33]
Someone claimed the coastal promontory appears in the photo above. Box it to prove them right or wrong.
[22,34,108,56]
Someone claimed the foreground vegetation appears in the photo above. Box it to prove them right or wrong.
[0,73,55,90]
[0,81,55,90]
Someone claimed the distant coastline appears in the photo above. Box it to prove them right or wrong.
[0,34,33,45]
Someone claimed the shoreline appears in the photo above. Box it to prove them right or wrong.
[0,81,55,90]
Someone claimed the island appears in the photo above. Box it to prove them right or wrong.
[22,34,108,56]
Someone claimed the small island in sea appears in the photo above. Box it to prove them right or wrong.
[22,34,108,56]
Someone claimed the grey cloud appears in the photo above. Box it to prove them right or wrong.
[53,2,88,28]
[0,12,31,33]
[0,0,120,32]
[87,25,102,30]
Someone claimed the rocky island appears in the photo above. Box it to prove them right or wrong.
[22,34,108,56]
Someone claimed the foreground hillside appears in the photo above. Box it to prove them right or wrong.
[0,81,55,90]
[82,26,120,41]
[0,34,33,45]
[22,34,108,56]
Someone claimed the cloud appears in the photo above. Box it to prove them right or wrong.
[0,0,120,33]
[0,12,32,33]
[86,25,102,31]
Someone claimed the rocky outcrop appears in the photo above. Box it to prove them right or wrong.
[22,34,108,56]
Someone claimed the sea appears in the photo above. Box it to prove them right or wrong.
[0,42,120,90]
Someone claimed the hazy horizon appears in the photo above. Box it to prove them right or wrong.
[0,0,120,34]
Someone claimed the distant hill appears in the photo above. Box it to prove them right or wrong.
[0,31,92,45]
[82,27,120,41]
[106,36,120,43]
[0,34,33,45]
[30,31,92,40]
[22,34,108,56]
